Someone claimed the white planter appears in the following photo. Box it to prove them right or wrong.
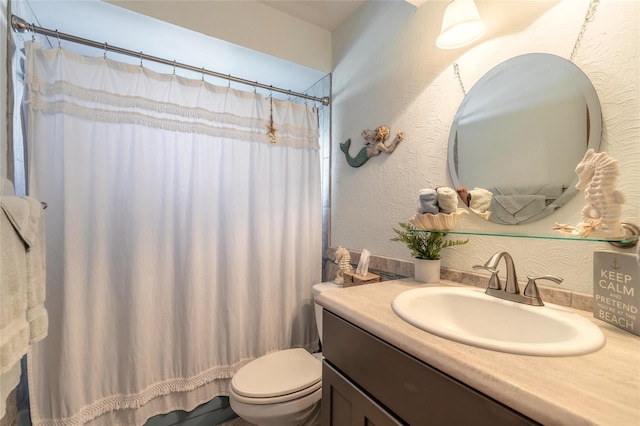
[414,258,441,283]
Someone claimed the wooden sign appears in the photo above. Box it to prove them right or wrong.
[593,251,640,336]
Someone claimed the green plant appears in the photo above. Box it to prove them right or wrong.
[391,222,469,260]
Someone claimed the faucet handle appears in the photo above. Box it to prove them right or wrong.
[473,265,502,290]
[524,275,563,305]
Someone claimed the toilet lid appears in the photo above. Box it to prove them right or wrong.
[312,281,342,297]
[231,348,321,399]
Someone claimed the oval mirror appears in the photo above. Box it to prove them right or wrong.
[448,53,602,225]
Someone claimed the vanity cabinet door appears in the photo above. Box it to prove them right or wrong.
[322,360,403,426]
[323,310,539,426]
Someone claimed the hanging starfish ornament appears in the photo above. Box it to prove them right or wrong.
[266,97,278,144]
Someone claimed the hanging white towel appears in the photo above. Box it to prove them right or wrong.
[0,198,31,376]
[0,363,21,425]
[0,196,48,347]
[0,178,14,197]
[0,195,48,371]
[24,199,47,345]
[0,195,47,423]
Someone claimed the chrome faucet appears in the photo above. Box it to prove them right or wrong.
[473,251,563,306]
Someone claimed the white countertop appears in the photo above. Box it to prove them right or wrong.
[316,279,640,426]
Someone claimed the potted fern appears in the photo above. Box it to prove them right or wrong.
[391,222,469,283]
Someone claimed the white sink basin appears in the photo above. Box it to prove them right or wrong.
[392,286,605,356]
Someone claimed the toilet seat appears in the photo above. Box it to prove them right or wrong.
[230,348,322,405]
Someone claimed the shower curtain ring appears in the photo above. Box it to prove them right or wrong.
[254,83,257,94]
[227,75,231,88]
[201,67,205,82]
[30,23,35,41]
[172,60,176,75]
[103,42,108,59]
[55,30,61,48]
[139,51,143,67]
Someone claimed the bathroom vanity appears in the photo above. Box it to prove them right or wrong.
[316,279,640,425]
[322,310,536,425]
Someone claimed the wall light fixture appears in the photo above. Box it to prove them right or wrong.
[436,0,487,49]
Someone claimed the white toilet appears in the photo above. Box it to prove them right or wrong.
[229,282,341,426]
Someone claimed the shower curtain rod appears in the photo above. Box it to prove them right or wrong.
[11,15,330,106]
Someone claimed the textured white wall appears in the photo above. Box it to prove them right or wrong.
[331,0,639,294]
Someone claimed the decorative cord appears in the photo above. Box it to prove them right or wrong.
[453,62,466,96]
[451,0,601,96]
[569,0,601,63]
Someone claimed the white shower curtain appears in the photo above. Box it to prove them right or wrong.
[24,42,321,426]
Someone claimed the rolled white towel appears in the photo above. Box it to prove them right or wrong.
[436,187,458,214]
[469,187,493,220]
[417,188,439,215]
[469,188,492,212]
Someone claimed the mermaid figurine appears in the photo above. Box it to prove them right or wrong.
[340,126,404,168]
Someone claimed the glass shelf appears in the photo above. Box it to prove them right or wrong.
[414,228,638,244]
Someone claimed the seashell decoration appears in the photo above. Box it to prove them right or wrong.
[409,208,469,231]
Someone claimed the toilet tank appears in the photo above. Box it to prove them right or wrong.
[312,282,341,345]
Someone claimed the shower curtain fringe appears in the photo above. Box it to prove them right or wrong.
[10,14,330,106]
